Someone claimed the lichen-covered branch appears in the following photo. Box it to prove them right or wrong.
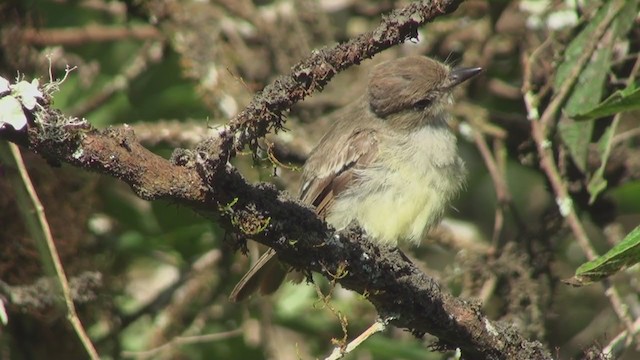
[0,0,553,358]
[7,102,550,359]
[219,0,466,155]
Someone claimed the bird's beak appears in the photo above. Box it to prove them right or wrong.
[448,67,483,88]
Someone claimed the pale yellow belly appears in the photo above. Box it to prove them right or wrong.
[326,157,463,245]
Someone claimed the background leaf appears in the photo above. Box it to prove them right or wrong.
[574,84,640,121]
[567,225,640,286]
[556,0,635,173]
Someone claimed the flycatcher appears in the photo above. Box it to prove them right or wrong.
[230,56,482,301]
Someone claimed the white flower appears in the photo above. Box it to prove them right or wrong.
[12,79,43,110]
[0,95,28,130]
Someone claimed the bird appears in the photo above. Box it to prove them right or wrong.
[230,55,482,301]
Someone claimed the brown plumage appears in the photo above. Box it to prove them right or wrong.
[230,56,481,302]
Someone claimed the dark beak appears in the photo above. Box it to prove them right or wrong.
[448,67,483,88]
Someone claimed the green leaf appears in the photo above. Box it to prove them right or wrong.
[553,0,606,92]
[556,2,611,172]
[586,168,607,204]
[574,84,640,121]
[565,225,640,286]
[586,117,618,203]
[556,0,636,173]
[558,118,593,172]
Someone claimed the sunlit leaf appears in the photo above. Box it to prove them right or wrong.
[574,84,640,121]
[556,0,636,173]
[565,225,640,286]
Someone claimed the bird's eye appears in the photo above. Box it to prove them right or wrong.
[413,98,433,109]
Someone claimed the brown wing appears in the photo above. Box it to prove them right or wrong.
[229,248,285,302]
[299,128,379,218]
[230,115,380,301]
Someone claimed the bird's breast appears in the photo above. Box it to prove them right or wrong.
[326,126,465,245]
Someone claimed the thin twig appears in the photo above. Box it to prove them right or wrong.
[530,112,636,340]
[314,275,349,353]
[0,142,100,360]
[121,329,243,359]
[456,101,522,245]
[0,272,102,310]
[96,249,223,347]
[21,24,161,46]
[68,41,165,117]
[603,317,640,358]
[470,124,511,246]
[612,127,640,145]
[522,9,638,342]
[324,321,387,360]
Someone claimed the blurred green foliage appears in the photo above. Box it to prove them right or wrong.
[1,0,640,359]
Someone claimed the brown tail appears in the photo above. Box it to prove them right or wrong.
[229,248,287,302]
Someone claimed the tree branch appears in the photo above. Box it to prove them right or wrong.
[220,0,467,156]
[8,103,550,358]
[0,0,552,358]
